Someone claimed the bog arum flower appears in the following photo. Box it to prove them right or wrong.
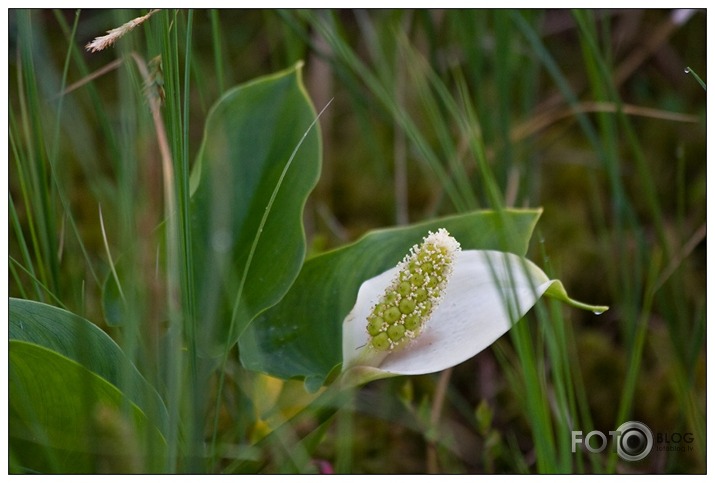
[341,228,607,387]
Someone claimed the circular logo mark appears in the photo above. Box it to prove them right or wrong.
[616,421,653,461]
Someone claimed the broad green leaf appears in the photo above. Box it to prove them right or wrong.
[239,209,542,391]
[190,62,321,355]
[102,63,321,356]
[9,341,166,473]
[9,298,168,436]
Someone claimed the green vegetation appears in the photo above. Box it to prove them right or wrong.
[8,9,705,474]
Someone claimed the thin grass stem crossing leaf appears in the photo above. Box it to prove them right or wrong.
[190,62,321,354]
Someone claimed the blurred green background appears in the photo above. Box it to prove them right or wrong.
[8,9,706,473]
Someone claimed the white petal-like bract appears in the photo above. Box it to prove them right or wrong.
[341,250,554,385]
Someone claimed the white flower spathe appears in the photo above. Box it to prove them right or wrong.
[341,249,575,386]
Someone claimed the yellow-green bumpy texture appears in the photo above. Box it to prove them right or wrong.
[367,228,461,350]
